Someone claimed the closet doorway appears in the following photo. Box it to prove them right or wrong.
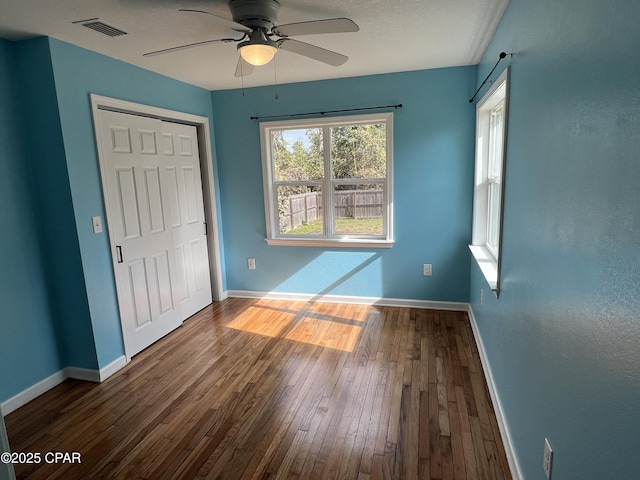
[92,95,223,359]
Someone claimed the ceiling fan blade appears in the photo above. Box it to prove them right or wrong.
[273,18,359,37]
[278,39,348,66]
[179,8,252,33]
[143,38,236,57]
[234,57,255,77]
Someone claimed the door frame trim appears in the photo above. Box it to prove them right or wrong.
[90,94,224,361]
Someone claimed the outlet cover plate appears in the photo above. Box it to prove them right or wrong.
[92,216,103,234]
[423,264,432,276]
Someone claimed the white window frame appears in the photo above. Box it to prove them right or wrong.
[470,68,509,293]
[260,113,394,248]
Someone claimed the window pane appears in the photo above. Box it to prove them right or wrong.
[331,124,386,179]
[272,128,324,181]
[261,113,393,245]
[277,186,323,235]
[333,184,384,236]
[488,104,504,179]
[487,183,501,251]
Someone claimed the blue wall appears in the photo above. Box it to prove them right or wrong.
[211,67,476,302]
[470,0,640,478]
[0,37,220,403]
[15,38,99,372]
[0,40,64,401]
[4,4,638,477]
[2,40,475,405]
[46,38,220,368]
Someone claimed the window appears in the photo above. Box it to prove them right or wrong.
[470,68,509,292]
[260,113,393,247]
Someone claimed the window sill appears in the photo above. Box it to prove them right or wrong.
[469,245,498,292]
[266,238,394,248]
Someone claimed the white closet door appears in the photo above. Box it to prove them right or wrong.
[97,110,210,357]
[161,121,212,319]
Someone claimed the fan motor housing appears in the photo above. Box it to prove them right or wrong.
[229,0,280,29]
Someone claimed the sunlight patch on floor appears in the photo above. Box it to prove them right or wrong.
[285,317,361,352]
[226,302,365,352]
[226,305,295,338]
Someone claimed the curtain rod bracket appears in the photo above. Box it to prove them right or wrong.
[469,52,512,103]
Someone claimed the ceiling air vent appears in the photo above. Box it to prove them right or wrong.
[75,18,127,37]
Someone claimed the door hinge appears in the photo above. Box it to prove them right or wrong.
[116,245,123,263]
[204,222,208,236]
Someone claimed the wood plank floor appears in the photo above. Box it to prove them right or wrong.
[5,298,511,480]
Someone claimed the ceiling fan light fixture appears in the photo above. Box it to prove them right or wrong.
[238,30,279,66]
[239,43,278,66]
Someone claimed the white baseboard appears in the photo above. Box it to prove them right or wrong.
[1,355,127,417]
[64,355,126,383]
[95,356,128,382]
[1,370,67,416]
[466,306,523,480]
[63,366,101,383]
[227,290,469,312]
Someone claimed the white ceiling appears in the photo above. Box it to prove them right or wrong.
[0,0,509,91]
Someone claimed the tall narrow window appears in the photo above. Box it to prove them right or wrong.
[470,68,509,293]
[260,113,393,247]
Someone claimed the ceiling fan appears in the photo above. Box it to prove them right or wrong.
[143,0,359,77]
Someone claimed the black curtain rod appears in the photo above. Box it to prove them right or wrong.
[250,103,403,121]
[469,52,512,103]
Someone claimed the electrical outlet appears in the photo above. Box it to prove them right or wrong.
[247,258,256,270]
[422,264,432,276]
[543,438,553,479]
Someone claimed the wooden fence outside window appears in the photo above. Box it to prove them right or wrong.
[280,189,383,232]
